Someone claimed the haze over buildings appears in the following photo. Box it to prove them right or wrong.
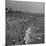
[6,0,44,14]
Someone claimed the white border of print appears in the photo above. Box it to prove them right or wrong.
[0,0,5,46]
[0,0,46,46]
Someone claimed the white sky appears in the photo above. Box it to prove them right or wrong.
[6,0,44,14]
